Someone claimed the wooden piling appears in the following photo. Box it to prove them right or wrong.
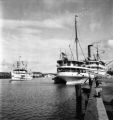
[75,84,82,118]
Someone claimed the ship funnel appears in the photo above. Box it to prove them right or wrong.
[88,45,93,60]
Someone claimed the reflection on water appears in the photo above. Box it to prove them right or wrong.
[0,78,78,120]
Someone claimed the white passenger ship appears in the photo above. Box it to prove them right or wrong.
[54,16,94,85]
[56,58,94,85]
[11,57,33,81]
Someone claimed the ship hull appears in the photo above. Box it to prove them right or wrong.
[11,73,32,81]
[55,72,91,85]
[91,69,106,76]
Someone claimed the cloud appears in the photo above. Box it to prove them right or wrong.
[43,0,55,8]
[42,0,85,8]
[1,18,72,72]
[0,19,3,63]
[1,0,113,72]
[1,18,66,30]
[108,39,113,47]
[42,18,64,28]
[89,22,101,32]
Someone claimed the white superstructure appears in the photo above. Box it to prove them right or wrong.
[85,44,106,76]
[11,69,33,80]
[11,57,33,81]
[56,59,94,84]
[85,60,106,76]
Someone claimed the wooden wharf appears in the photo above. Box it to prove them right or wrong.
[75,76,112,120]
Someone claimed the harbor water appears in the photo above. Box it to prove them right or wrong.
[0,78,78,120]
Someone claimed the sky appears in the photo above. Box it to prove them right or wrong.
[0,0,113,72]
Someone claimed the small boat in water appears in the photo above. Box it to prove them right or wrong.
[11,57,33,81]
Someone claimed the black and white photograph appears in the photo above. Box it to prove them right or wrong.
[0,0,113,120]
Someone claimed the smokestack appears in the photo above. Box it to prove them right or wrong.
[88,45,93,60]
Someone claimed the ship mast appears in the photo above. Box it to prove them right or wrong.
[75,15,78,61]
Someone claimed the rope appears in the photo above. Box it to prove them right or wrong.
[78,40,86,60]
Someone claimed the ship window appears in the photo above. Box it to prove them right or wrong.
[57,68,62,72]
[75,68,77,72]
[79,69,82,73]
[82,69,86,73]
[76,68,80,73]
[67,62,70,66]
[71,68,75,72]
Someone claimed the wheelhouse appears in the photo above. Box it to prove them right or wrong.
[57,67,88,73]
[85,61,105,66]
[57,60,84,67]
[13,69,27,74]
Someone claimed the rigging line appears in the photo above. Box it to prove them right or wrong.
[78,40,86,60]
[98,54,101,61]
[69,44,74,60]
[92,45,105,53]
[106,59,113,65]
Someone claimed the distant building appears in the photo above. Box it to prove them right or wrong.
[0,72,11,78]
[44,73,56,78]
[32,72,43,78]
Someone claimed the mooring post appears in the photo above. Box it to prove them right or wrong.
[75,84,82,118]
[89,77,92,91]
[95,76,99,87]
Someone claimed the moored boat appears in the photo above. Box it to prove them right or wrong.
[56,58,93,84]
[11,57,33,81]
[54,16,93,85]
